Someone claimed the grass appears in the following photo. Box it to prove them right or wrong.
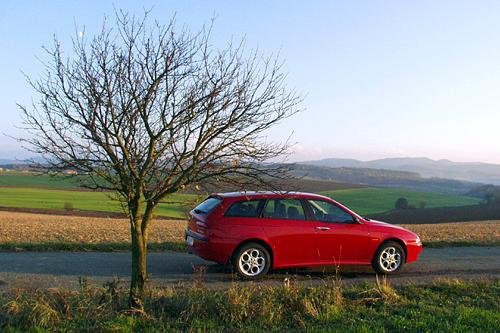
[1,171,484,218]
[322,187,481,215]
[0,278,498,332]
[0,186,483,219]
[2,240,498,253]
[423,240,500,248]
[0,241,186,252]
[0,171,85,189]
[368,203,500,224]
[0,187,199,218]
[0,212,498,252]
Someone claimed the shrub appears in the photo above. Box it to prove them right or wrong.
[63,202,74,211]
[394,197,408,210]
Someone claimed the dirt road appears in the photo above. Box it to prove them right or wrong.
[0,246,498,290]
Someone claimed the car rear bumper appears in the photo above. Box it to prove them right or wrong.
[185,229,229,264]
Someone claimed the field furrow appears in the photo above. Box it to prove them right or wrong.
[0,211,498,248]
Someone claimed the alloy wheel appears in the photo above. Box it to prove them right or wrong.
[379,246,402,272]
[238,248,266,277]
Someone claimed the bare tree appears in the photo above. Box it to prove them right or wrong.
[19,11,301,309]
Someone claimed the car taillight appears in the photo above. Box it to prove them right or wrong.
[196,221,208,235]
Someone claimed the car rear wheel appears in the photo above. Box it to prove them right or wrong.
[233,243,271,279]
[372,241,405,274]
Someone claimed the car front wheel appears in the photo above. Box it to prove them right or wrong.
[233,242,271,279]
[372,241,405,274]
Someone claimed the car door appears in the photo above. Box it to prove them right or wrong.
[261,198,319,267]
[306,199,371,264]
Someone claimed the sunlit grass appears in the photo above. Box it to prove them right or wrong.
[0,187,200,218]
[0,278,498,332]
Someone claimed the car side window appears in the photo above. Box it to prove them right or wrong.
[307,200,355,223]
[225,200,264,218]
[263,199,306,220]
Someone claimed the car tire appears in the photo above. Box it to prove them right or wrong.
[233,242,271,279]
[372,241,405,274]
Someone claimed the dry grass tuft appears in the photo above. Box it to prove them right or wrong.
[357,275,400,306]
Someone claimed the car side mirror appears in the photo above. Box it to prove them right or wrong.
[353,216,363,224]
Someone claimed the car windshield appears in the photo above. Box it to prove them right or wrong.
[192,197,222,214]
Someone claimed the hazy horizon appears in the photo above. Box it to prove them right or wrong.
[4,153,500,167]
[2,1,500,164]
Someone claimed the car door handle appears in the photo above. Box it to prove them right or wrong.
[316,226,330,231]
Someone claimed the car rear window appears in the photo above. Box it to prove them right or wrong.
[192,197,222,215]
[225,199,264,217]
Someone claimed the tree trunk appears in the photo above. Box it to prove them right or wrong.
[129,219,148,310]
[128,199,156,310]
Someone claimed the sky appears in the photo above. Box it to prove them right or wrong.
[1,1,500,163]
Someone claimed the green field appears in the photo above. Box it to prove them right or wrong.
[0,187,199,218]
[0,171,84,189]
[321,187,481,215]
[0,171,483,217]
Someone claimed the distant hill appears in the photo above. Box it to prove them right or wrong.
[0,157,45,168]
[0,159,28,165]
[288,163,482,195]
[0,169,366,194]
[300,157,500,185]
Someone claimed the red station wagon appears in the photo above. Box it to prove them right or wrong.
[186,191,422,278]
